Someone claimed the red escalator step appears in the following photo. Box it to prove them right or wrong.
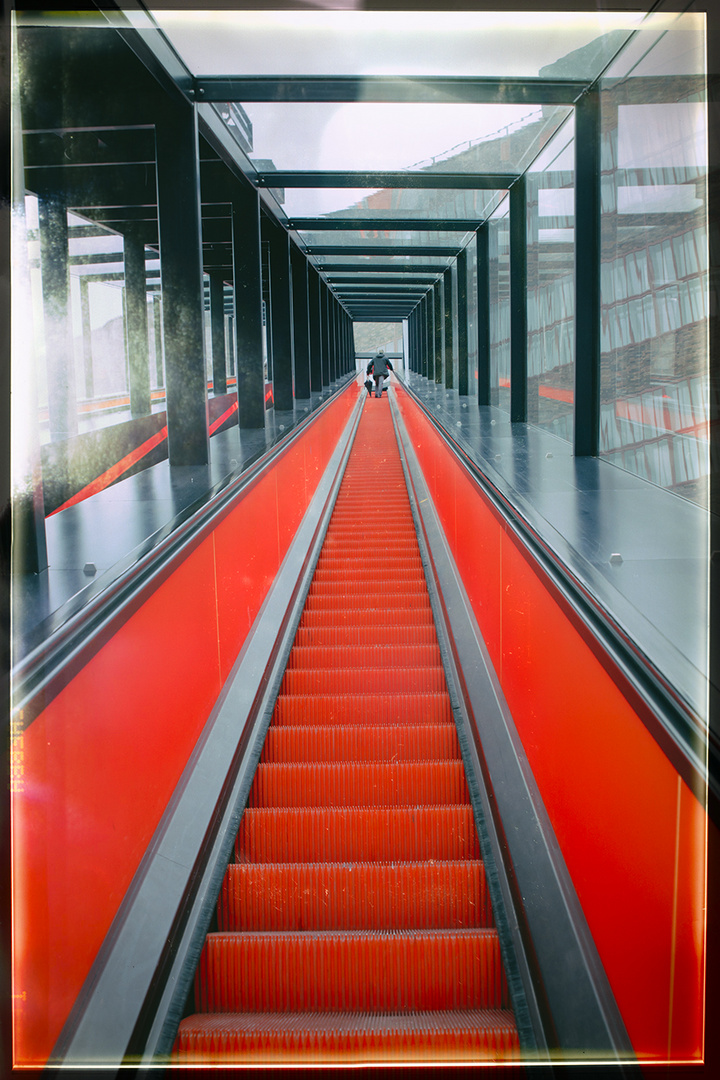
[271,691,454,727]
[195,928,509,1012]
[260,723,460,763]
[218,860,491,931]
[247,760,471,807]
[235,806,481,863]
[285,643,442,670]
[299,606,435,629]
[174,1008,520,1064]
[293,624,438,648]
[279,666,445,696]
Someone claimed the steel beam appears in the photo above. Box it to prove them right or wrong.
[443,266,454,389]
[123,229,152,418]
[231,181,265,428]
[289,218,484,232]
[304,246,460,256]
[574,90,600,456]
[476,224,491,406]
[291,243,311,398]
[457,246,469,396]
[509,176,527,424]
[265,218,294,411]
[193,74,589,105]
[209,268,227,395]
[433,280,444,386]
[260,171,516,189]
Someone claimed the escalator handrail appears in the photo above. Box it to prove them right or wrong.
[395,376,711,816]
[11,377,357,725]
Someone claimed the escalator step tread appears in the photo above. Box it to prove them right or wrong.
[247,760,471,807]
[235,806,481,863]
[272,692,454,727]
[280,666,446,695]
[293,625,438,647]
[175,1008,520,1062]
[195,928,509,1012]
[286,644,442,669]
[218,860,491,931]
[260,723,460,763]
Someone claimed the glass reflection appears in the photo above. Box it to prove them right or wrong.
[599,12,708,506]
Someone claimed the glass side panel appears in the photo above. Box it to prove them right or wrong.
[152,10,642,79]
[598,11,709,509]
[238,101,570,174]
[283,186,504,221]
[526,114,575,441]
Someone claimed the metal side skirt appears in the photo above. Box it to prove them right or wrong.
[391,396,638,1067]
[48,394,364,1073]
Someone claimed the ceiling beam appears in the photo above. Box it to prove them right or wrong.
[289,218,480,231]
[324,276,441,284]
[258,171,516,189]
[314,263,450,273]
[193,75,588,105]
[305,246,460,256]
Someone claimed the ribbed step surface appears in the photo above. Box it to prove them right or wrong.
[219,861,491,930]
[196,929,509,1012]
[174,1010,520,1064]
[175,392,519,1064]
[234,806,482,863]
[260,724,459,763]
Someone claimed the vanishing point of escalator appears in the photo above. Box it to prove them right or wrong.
[173,391,521,1065]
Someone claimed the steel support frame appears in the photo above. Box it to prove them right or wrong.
[208,268,227,396]
[155,101,209,465]
[574,90,601,456]
[291,243,311,399]
[457,246,469,396]
[433,281,444,386]
[476,223,491,407]
[509,176,528,424]
[265,217,295,411]
[231,180,265,428]
[443,266,454,390]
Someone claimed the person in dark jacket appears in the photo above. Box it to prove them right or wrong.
[366,349,394,398]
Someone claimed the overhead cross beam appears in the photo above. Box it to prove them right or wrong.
[192,75,589,105]
[305,246,460,256]
[258,171,516,189]
[289,218,482,231]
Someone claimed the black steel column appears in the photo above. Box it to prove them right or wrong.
[443,267,454,389]
[266,220,294,411]
[209,269,227,395]
[38,194,78,440]
[123,229,151,419]
[320,285,330,387]
[308,268,322,392]
[291,245,311,399]
[574,89,601,456]
[231,181,264,427]
[457,247,469,396]
[152,294,164,387]
[476,224,491,406]
[330,298,338,382]
[433,281,443,385]
[80,277,94,400]
[510,175,528,423]
[155,103,209,464]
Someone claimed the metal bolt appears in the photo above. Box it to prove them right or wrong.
[609,553,623,566]
[83,562,97,576]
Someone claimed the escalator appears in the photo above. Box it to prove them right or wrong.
[173,393,521,1065]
